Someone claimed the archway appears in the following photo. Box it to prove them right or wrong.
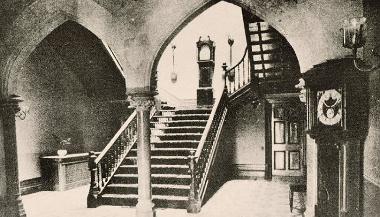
[150,1,304,215]
[8,20,126,196]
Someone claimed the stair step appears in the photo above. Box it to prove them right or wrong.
[102,194,188,201]
[108,183,189,190]
[114,173,190,179]
[152,140,199,144]
[126,156,188,160]
[100,194,188,208]
[152,126,205,130]
[125,156,189,165]
[104,183,190,196]
[151,140,199,149]
[121,164,188,169]
[118,164,189,174]
[153,133,203,136]
[154,114,209,118]
[131,148,194,153]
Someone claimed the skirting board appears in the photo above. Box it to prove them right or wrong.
[20,177,43,195]
[233,164,265,178]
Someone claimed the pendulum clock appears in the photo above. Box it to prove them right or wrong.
[302,58,368,217]
[196,36,215,106]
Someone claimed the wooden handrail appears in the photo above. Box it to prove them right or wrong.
[188,89,228,213]
[194,90,225,159]
[95,111,137,164]
[227,47,249,72]
[224,46,252,95]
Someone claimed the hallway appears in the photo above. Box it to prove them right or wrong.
[22,179,304,217]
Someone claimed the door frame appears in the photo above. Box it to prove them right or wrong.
[264,93,306,180]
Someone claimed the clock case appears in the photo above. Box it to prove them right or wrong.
[196,38,216,106]
[303,58,369,141]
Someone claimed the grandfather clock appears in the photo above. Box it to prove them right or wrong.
[196,36,215,106]
[302,58,368,217]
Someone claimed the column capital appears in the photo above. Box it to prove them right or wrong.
[0,95,22,115]
[128,94,154,111]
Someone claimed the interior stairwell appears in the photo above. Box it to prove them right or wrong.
[87,9,300,212]
[99,107,211,208]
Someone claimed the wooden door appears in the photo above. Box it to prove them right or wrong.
[271,102,305,176]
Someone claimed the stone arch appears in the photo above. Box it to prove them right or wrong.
[147,0,303,89]
[144,0,359,92]
[0,0,113,98]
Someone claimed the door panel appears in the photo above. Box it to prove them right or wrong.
[271,103,304,176]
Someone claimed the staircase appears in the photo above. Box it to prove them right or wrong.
[99,107,211,208]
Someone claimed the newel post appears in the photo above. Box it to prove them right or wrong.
[87,151,98,208]
[187,150,201,213]
[222,62,228,91]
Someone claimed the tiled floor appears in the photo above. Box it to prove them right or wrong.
[22,180,305,217]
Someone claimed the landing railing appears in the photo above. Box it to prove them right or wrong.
[87,111,138,208]
[223,46,252,95]
[187,89,229,213]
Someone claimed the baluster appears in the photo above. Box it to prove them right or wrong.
[236,65,240,89]
[87,151,99,208]
[187,150,201,213]
[243,59,246,85]
[97,162,102,189]
[248,58,251,82]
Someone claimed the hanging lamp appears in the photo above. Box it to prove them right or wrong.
[170,44,178,83]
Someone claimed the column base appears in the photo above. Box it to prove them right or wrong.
[136,200,155,217]
[2,197,26,217]
[187,198,201,213]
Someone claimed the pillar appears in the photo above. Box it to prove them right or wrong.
[128,93,155,217]
[0,96,26,217]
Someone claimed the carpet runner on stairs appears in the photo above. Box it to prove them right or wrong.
[100,107,211,209]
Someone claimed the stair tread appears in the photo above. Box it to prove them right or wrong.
[152,140,200,143]
[159,108,211,112]
[153,133,203,136]
[154,114,209,118]
[107,183,189,189]
[102,194,188,201]
[151,120,207,124]
[121,164,188,169]
[131,148,195,152]
[127,156,188,160]
[152,126,205,129]
[114,173,191,178]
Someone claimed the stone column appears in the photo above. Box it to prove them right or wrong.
[128,94,155,217]
[0,96,26,217]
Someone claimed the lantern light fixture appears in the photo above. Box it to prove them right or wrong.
[343,17,380,72]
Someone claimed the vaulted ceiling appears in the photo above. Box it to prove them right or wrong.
[41,21,126,99]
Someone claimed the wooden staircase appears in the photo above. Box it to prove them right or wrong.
[99,107,211,208]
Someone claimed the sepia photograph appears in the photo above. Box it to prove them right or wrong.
[0,0,379,217]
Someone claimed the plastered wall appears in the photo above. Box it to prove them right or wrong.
[10,29,118,181]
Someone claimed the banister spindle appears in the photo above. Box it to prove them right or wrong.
[87,151,99,208]
[187,150,201,213]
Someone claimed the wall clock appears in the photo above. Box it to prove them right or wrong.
[317,89,342,126]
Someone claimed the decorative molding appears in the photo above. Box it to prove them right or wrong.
[20,177,43,195]
[128,94,154,111]
[233,164,266,178]
[364,174,380,188]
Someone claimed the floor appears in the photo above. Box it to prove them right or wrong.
[22,180,305,217]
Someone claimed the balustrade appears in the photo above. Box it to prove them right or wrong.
[222,47,252,95]
[187,90,229,213]
[87,111,138,208]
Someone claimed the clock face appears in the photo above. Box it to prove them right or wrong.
[199,45,211,60]
[317,89,342,126]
